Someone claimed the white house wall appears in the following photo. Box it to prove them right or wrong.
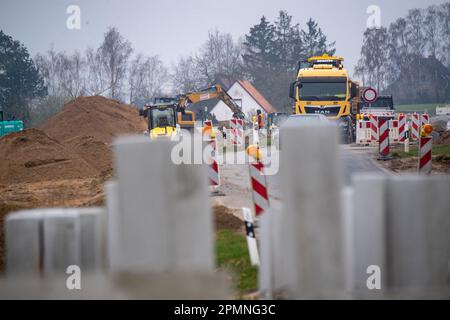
[227,82,264,118]
[211,101,234,121]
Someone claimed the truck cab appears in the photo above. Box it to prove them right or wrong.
[289,54,359,143]
[146,103,179,139]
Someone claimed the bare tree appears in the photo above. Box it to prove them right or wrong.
[405,9,426,57]
[424,5,440,58]
[128,54,168,106]
[91,27,133,100]
[34,49,85,98]
[172,56,203,93]
[85,47,108,95]
[437,2,450,68]
[195,30,243,85]
[34,48,61,96]
[59,51,86,98]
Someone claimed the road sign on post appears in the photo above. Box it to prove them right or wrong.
[362,87,378,104]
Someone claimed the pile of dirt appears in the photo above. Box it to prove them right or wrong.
[41,96,147,145]
[64,135,112,175]
[213,205,243,231]
[436,131,450,145]
[0,129,97,184]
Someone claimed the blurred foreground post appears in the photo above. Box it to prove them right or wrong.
[350,174,450,298]
[6,208,106,277]
[109,136,229,298]
[274,122,345,298]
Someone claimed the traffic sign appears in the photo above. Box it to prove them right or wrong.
[362,87,378,103]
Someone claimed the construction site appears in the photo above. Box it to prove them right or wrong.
[1,0,450,308]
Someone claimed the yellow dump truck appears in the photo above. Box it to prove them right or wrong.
[289,54,360,143]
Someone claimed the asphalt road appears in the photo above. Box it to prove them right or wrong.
[264,145,387,205]
[216,144,388,212]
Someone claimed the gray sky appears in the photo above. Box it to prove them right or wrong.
[0,0,446,79]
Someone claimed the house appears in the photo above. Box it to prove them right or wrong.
[188,80,277,123]
[384,55,450,104]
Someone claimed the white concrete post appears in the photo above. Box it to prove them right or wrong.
[5,211,43,276]
[258,208,274,299]
[79,208,107,272]
[351,174,387,297]
[276,122,345,299]
[386,175,450,297]
[6,208,107,277]
[112,136,214,273]
[341,187,355,294]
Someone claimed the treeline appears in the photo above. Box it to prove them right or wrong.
[31,27,168,126]
[174,11,336,111]
[1,10,336,127]
[355,2,450,103]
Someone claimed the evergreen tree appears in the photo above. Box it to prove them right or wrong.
[301,18,336,58]
[273,10,299,71]
[0,30,46,125]
[243,16,277,71]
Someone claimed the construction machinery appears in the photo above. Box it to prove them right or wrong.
[289,54,360,143]
[0,109,24,137]
[140,85,245,139]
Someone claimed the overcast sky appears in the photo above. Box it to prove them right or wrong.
[0,0,446,79]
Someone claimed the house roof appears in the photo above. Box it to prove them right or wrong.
[235,80,277,113]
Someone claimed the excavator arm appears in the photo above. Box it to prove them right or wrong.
[178,85,245,119]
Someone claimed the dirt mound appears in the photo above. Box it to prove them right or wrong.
[41,96,147,145]
[437,131,450,145]
[213,205,243,231]
[64,135,112,175]
[0,129,97,184]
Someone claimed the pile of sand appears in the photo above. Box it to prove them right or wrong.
[41,96,147,145]
[0,129,97,184]
[0,96,147,185]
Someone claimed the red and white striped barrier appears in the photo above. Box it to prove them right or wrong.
[249,160,269,217]
[418,136,432,174]
[242,207,260,266]
[411,113,420,141]
[370,116,378,142]
[389,119,399,143]
[421,113,429,127]
[398,114,406,142]
[206,139,220,187]
[356,120,371,144]
[378,118,390,158]
[229,119,244,145]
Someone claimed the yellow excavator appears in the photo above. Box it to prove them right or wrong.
[140,85,245,139]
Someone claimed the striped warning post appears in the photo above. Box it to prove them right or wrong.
[242,207,260,266]
[398,114,406,142]
[378,118,390,157]
[370,115,378,142]
[229,119,244,145]
[206,139,220,187]
[421,113,429,127]
[418,136,432,174]
[411,113,420,140]
[249,160,269,217]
